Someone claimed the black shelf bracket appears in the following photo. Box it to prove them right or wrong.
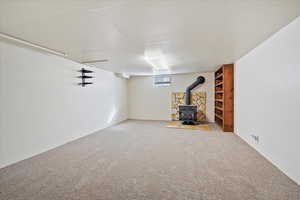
[78,68,94,87]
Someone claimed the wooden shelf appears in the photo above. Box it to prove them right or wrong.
[215,114,223,120]
[214,64,234,132]
[215,106,223,111]
[215,82,223,86]
[215,67,223,75]
[215,73,223,79]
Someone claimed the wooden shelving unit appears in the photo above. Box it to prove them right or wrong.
[214,64,234,132]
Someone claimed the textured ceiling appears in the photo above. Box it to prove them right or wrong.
[0,0,300,75]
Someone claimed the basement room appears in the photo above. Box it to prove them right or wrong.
[0,1,300,199]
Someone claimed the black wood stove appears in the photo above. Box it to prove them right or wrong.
[179,76,205,125]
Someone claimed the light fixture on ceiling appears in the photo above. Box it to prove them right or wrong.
[144,48,168,70]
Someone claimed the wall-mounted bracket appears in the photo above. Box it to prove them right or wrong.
[78,68,94,87]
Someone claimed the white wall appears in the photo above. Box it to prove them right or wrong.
[0,41,128,168]
[235,17,300,184]
[129,72,214,122]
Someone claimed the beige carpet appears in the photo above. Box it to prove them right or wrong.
[0,120,299,200]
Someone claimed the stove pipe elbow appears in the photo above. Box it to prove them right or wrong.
[185,76,205,105]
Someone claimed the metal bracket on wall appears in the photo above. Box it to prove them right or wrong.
[78,68,94,87]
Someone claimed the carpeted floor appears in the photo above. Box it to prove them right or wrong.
[0,120,299,200]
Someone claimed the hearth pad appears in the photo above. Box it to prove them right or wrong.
[166,121,211,131]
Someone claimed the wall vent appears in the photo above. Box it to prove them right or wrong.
[153,75,171,87]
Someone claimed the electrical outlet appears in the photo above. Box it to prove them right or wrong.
[251,135,259,143]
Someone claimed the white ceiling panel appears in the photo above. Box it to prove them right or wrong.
[0,0,299,75]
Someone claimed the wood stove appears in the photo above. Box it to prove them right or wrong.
[179,105,197,125]
[180,76,205,125]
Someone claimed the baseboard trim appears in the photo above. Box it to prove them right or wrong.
[236,133,300,186]
[0,118,128,170]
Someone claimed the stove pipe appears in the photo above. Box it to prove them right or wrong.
[185,76,205,105]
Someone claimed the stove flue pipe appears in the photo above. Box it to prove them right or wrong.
[185,76,205,105]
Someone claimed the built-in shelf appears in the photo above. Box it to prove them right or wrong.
[214,64,234,132]
[215,82,223,86]
[215,114,223,120]
[215,106,223,111]
[215,73,223,79]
